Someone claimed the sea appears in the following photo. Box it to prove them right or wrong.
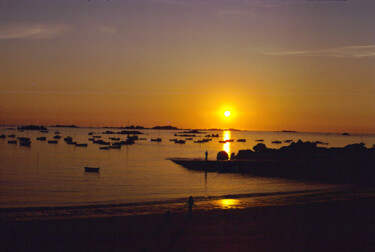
[1,127,374,219]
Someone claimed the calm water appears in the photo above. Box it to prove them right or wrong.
[1,127,374,209]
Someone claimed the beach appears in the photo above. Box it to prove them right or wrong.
[1,189,374,252]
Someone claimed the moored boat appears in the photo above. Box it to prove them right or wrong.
[84,167,100,173]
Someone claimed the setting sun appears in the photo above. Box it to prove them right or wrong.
[224,111,231,117]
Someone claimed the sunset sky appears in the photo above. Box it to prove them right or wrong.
[0,0,374,133]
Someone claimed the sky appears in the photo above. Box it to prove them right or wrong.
[0,0,374,133]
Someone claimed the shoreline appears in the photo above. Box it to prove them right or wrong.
[0,187,346,222]
[1,188,374,251]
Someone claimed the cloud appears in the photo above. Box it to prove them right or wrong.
[264,45,375,58]
[0,23,70,40]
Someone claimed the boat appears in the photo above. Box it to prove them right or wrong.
[175,140,186,144]
[150,138,162,142]
[0,135,6,139]
[237,139,246,142]
[99,146,110,150]
[37,137,46,141]
[219,140,226,143]
[48,140,58,144]
[84,167,100,173]
[255,139,264,142]
[109,137,120,141]
[272,140,282,144]
[64,137,73,142]
[19,141,31,147]
[53,135,61,139]
[75,143,88,147]
[17,137,30,142]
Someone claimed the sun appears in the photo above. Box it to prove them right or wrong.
[224,111,231,117]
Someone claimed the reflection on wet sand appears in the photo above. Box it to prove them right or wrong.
[218,199,242,209]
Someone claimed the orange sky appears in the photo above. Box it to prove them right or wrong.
[0,0,374,133]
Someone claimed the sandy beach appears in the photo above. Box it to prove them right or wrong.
[1,189,374,252]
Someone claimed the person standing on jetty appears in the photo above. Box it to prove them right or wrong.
[205,150,208,161]
[185,196,195,219]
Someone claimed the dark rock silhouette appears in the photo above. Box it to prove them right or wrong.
[217,151,229,160]
[171,140,375,185]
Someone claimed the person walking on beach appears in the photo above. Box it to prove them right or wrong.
[205,150,208,161]
[185,196,195,219]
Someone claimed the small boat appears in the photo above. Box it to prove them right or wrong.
[139,138,147,140]
[272,140,282,144]
[99,146,110,150]
[150,138,162,142]
[255,139,264,142]
[226,139,234,142]
[19,141,31,147]
[284,140,293,143]
[18,137,30,141]
[219,140,226,143]
[53,135,61,139]
[37,137,46,141]
[84,167,100,173]
[237,139,246,142]
[109,137,120,141]
[75,143,88,147]
[175,140,186,144]
[48,140,58,144]
[64,137,73,142]
[0,135,6,139]
[8,140,17,144]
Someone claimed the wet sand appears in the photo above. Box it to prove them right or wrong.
[1,192,374,251]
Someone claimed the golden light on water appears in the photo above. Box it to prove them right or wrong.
[219,199,241,209]
[223,130,231,155]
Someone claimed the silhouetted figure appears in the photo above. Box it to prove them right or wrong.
[164,210,172,223]
[185,196,195,219]
[205,150,208,161]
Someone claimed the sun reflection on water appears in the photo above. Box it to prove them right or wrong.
[219,199,241,209]
[223,130,231,155]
